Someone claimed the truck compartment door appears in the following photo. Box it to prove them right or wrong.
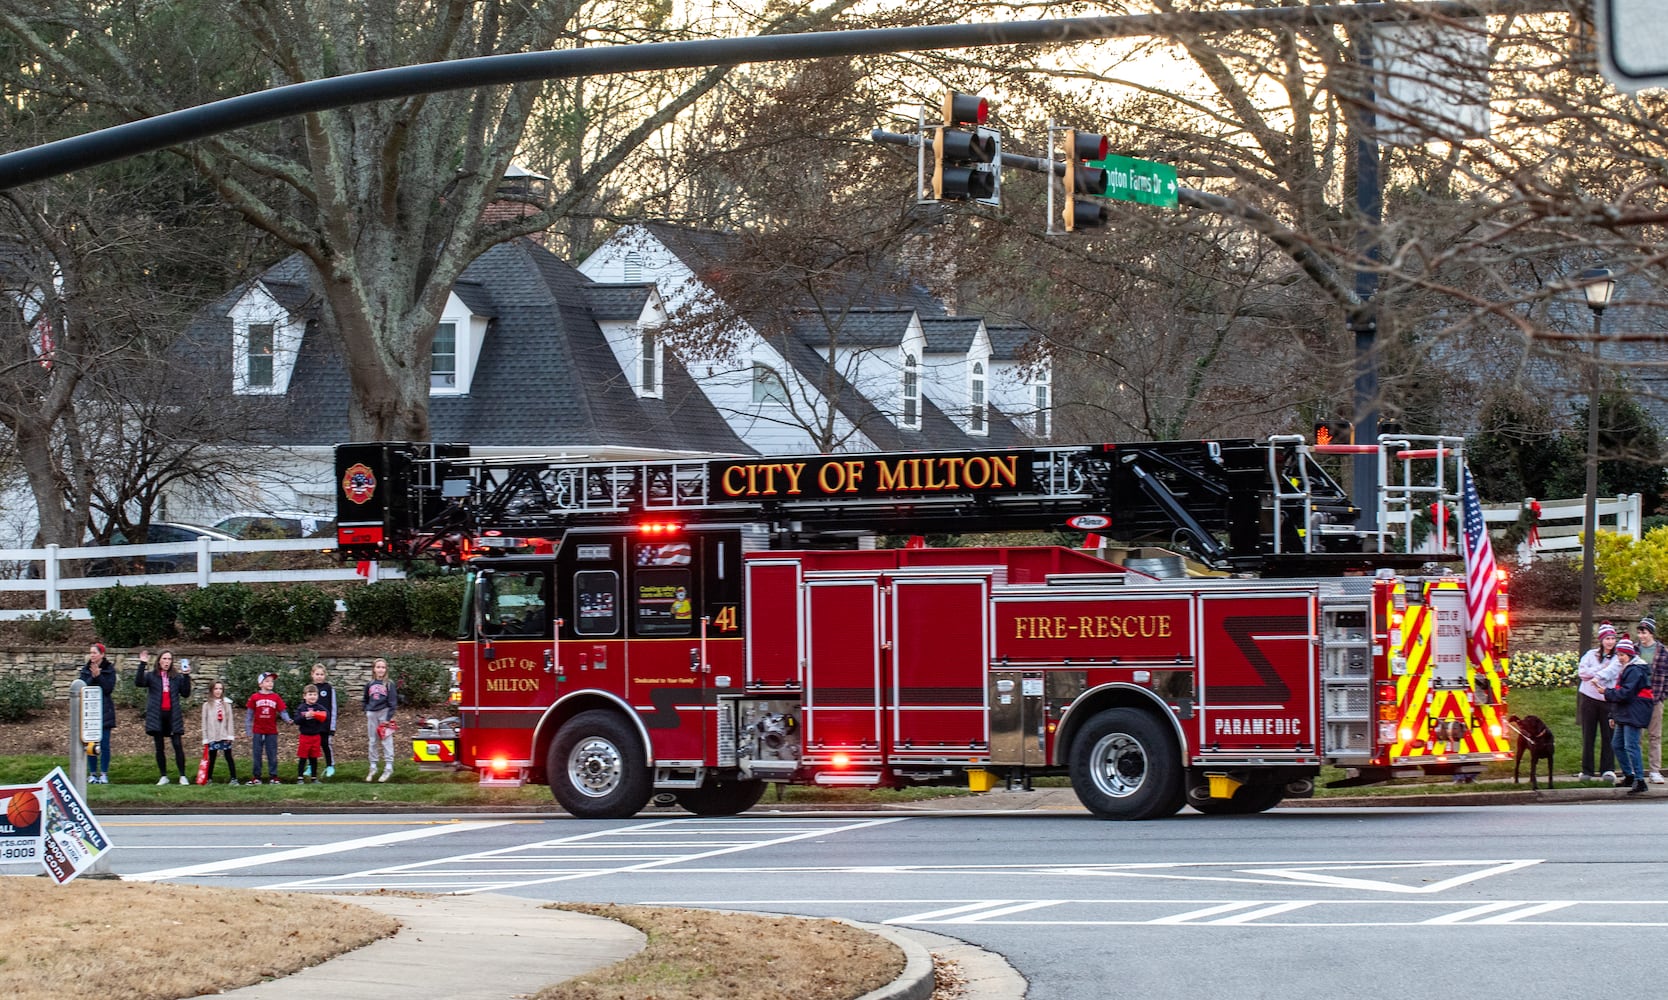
[803,578,884,761]
[1197,592,1317,759]
[889,577,989,759]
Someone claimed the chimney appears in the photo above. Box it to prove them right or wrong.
[481,163,552,245]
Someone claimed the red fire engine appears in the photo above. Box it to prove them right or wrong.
[335,435,1511,820]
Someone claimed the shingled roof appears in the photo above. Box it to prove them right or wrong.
[176,239,752,454]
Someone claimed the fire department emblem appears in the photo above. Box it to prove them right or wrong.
[342,463,377,505]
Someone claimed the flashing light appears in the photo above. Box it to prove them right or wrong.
[1494,609,1509,627]
[1489,723,1504,737]
[491,755,509,772]
[483,529,503,537]
[1495,567,1509,583]
[638,521,683,535]
[1047,721,1057,734]
[1390,611,1405,628]
[1375,681,1396,703]
[1398,726,1415,742]
[831,752,851,769]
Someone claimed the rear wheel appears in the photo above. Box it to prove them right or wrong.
[1186,777,1285,815]
[675,777,767,816]
[547,710,651,818]
[1069,708,1184,820]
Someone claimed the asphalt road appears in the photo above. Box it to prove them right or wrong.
[105,802,1668,1000]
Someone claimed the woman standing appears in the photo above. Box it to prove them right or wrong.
[1576,622,1621,780]
[1606,635,1655,794]
[363,657,398,783]
[135,649,193,785]
[77,642,117,784]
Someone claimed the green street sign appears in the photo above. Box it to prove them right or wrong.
[1090,154,1178,209]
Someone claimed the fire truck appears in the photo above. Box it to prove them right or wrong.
[334,435,1511,820]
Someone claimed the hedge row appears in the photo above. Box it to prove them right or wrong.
[84,575,466,647]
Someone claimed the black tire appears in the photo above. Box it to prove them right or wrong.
[1069,707,1184,820]
[1186,778,1285,815]
[547,710,652,818]
[675,777,768,817]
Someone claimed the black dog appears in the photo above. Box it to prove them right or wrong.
[1508,714,1555,790]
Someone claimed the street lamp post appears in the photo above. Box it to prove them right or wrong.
[1579,266,1617,654]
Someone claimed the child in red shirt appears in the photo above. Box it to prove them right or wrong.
[245,672,292,784]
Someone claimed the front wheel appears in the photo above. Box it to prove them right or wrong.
[547,710,651,818]
[675,777,767,816]
[1069,707,1184,820]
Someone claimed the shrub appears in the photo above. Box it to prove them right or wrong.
[1507,558,1583,611]
[344,580,412,635]
[0,672,50,722]
[387,655,451,707]
[18,610,73,643]
[244,584,337,643]
[1504,651,1578,690]
[178,583,254,641]
[407,576,466,638]
[87,585,179,647]
[1595,530,1647,603]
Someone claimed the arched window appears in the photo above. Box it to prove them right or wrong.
[902,353,919,428]
[970,361,986,434]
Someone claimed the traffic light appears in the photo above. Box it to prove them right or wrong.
[931,92,999,203]
[1314,420,1354,447]
[1062,129,1110,231]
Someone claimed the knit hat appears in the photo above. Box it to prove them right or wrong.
[1598,621,1617,641]
[1616,636,1636,659]
[1641,617,1658,636]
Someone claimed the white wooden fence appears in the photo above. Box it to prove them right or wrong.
[1380,493,1644,558]
[0,537,403,621]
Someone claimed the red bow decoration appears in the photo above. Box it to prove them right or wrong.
[1430,502,1448,550]
[1526,500,1542,548]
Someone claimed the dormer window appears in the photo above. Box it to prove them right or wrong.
[431,322,458,389]
[247,323,274,388]
[970,361,986,434]
[753,363,787,404]
[902,353,919,428]
[230,283,303,395]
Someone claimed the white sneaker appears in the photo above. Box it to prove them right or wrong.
[1603,771,1617,779]
[1652,772,1665,784]
[378,768,393,783]
[179,775,188,785]
[156,776,170,786]
[1572,772,1590,781]
[366,769,377,782]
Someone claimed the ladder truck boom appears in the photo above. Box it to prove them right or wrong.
[333,437,1439,574]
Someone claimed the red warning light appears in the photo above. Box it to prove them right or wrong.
[637,522,684,535]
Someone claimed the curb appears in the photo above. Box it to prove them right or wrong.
[841,919,937,1000]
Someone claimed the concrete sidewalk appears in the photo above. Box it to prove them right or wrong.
[200,893,644,1000]
[197,891,1023,1000]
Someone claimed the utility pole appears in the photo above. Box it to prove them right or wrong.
[1349,0,1382,533]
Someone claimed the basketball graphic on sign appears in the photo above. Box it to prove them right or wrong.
[6,790,40,830]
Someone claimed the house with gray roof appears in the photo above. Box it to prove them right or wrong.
[577,221,1052,454]
[164,237,753,519]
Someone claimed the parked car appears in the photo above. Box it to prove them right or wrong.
[85,522,237,576]
[213,511,335,539]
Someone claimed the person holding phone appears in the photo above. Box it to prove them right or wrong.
[135,648,193,785]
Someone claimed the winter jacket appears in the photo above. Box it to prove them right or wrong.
[200,697,237,745]
[1605,658,1655,728]
[78,658,117,729]
[1578,648,1621,701]
[135,662,192,736]
[1640,641,1668,704]
[363,676,398,718]
[295,702,331,737]
[312,681,338,731]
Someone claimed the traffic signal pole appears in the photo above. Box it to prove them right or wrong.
[0,1,1562,191]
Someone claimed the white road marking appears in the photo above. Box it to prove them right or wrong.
[949,900,1066,922]
[127,821,517,881]
[1147,902,1263,925]
[261,816,907,893]
[1206,901,1315,924]
[1422,901,1526,924]
[1475,902,1577,924]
